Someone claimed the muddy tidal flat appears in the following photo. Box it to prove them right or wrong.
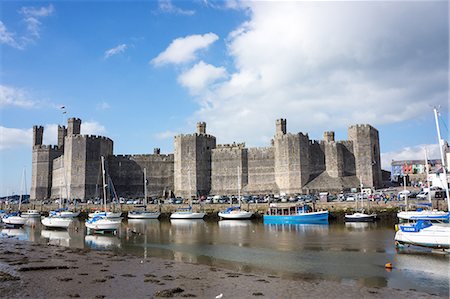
[0,238,442,299]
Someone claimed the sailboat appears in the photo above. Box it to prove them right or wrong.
[128,168,161,219]
[345,180,377,222]
[395,108,450,251]
[397,148,449,221]
[170,169,205,219]
[88,165,122,219]
[2,168,28,227]
[50,157,79,218]
[218,166,253,220]
[85,156,122,233]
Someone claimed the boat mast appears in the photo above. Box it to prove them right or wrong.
[188,167,192,207]
[403,175,408,213]
[433,107,450,210]
[424,148,432,204]
[101,156,107,213]
[19,167,25,212]
[237,166,241,208]
[144,168,147,208]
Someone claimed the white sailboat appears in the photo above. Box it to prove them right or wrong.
[345,180,376,222]
[170,169,205,219]
[218,166,253,220]
[395,108,450,251]
[128,168,160,219]
[50,157,79,218]
[397,148,449,221]
[2,168,28,227]
[85,156,123,232]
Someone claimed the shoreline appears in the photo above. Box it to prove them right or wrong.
[0,237,443,298]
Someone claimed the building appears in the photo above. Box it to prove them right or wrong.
[30,118,382,200]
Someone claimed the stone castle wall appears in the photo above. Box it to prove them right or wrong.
[210,144,246,195]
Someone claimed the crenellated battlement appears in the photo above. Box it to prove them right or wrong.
[175,133,216,139]
[215,142,246,149]
[33,144,62,151]
[348,124,377,132]
[114,153,174,161]
[69,134,113,142]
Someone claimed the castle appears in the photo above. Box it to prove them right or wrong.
[30,118,382,200]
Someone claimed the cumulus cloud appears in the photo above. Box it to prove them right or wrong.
[104,44,127,59]
[0,85,38,108]
[173,2,448,147]
[80,121,106,136]
[0,126,32,150]
[1,4,54,49]
[151,33,219,66]
[158,0,195,15]
[178,61,227,94]
[380,144,442,171]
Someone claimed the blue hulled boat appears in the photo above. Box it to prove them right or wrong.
[263,204,329,224]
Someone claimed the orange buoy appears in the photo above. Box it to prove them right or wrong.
[385,262,393,269]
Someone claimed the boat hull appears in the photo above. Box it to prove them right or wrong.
[85,219,122,231]
[264,211,329,224]
[218,211,253,220]
[2,216,27,227]
[127,211,160,219]
[21,210,41,218]
[345,213,377,222]
[41,217,73,229]
[395,224,450,249]
[397,211,449,221]
[170,212,205,219]
[88,211,122,219]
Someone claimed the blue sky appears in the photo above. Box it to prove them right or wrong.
[0,0,448,196]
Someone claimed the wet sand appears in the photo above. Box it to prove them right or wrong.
[0,237,442,298]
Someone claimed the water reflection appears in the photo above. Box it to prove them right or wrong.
[1,228,27,239]
[218,220,251,228]
[85,235,121,250]
[41,230,71,247]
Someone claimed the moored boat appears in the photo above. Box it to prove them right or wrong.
[263,204,329,224]
[395,220,450,250]
[85,213,122,232]
[41,213,73,229]
[170,207,205,219]
[128,210,160,219]
[2,212,27,227]
[89,210,122,219]
[345,211,377,222]
[218,206,253,220]
[21,209,41,218]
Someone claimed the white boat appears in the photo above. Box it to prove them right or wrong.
[345,211,377,222]
[85,214,122,232]
[2,212,27,227]
[128,168,161,219]
[397,209,449,221]
[395,220,450,250]
[56,210,80,218]
[170,208,205,219]
[21,209,41,218]
[85,156,123,232]
[170,168,205,220]
[345,180,376,222]
[89,210,122,219]
[41,214,73,229]
[218,166,253,220]
[0,210,6,218]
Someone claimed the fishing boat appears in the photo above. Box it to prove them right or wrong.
[345,180,376,222]
[264,203,329,224]
[41,211,73,229]
[21,209,41,218]
[128,168,160,219]
[218,166,253,220]
[170,169,205,220]
[85,156,122,233]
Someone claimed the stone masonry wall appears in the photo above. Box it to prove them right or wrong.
[245,147,278,194]
[210,144,246,195]
[30,145,63,200]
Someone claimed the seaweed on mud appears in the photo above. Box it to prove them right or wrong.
[252,292,264,296]
[18,265,69,272]
[154,287,184,297]
[121,273,136,277]
[0,272,20,282]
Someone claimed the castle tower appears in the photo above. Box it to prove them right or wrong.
[58,125,67,148]
[174,122,216,198]
[274,119,310,194]
[67,118,81,136]
[323,131,344,178]
[324,131,335,142]
[348,124,382,188]
[30,125,63,200]
[33,126,43,146]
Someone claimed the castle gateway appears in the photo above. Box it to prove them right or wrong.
[30,118,382,200]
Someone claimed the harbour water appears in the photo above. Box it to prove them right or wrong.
[1,218,448,296]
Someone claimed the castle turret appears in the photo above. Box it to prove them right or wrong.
[58,125,67,148]
[196,122,206,135]
[154,148,161,155]
[67,118,81,136]
[324,131,335,142]
[348,124,382,188]
[33,125,43,146]
[276,118,287,136]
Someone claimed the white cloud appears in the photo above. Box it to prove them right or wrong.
[381,144,441,171]
[1,4,54,49]
[151,33,219,66]
[80,121,106,136]
[0,85,38,108]
[155,130,178,140]
[174,2,448,147]
[104,44,127,59]
[158,0,195,15]
[0,126,32,150]
[178,61,227,94]
[97,102,111,110]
